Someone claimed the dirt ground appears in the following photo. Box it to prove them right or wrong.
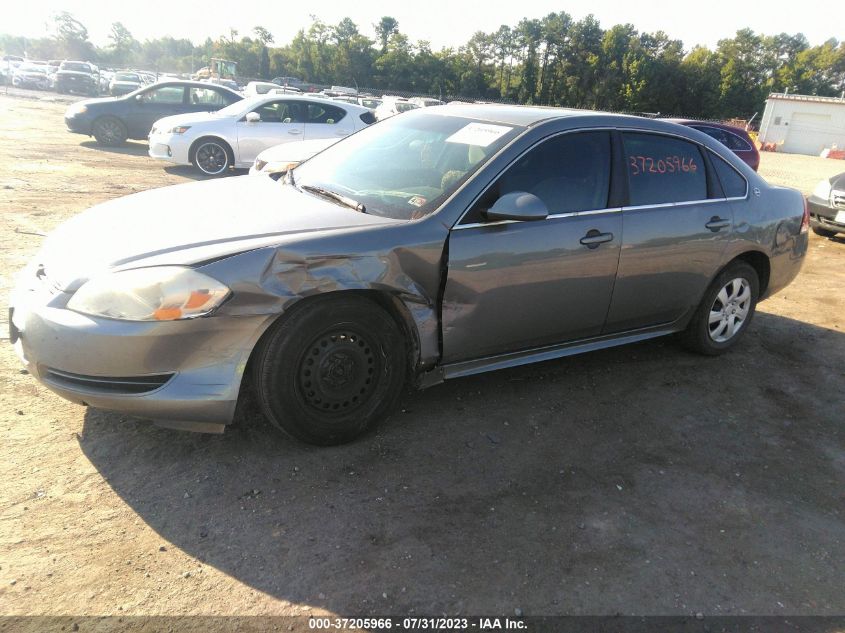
[1,93,844,619]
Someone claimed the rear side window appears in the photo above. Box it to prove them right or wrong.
[306,102,347,124]
[710,152,748,198]
[359,111,376,125]
[622,133,707,205]
[690,125,753,152]
[190,87,224,105]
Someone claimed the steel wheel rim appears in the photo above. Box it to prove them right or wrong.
[196,143,228,175]
[708,277,751,343]
[297,329,379,416]
[97,120,122,143]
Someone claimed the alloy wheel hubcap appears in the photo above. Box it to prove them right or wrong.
[196,144,227,174]
[708,277,751,342]
[100,121,121,142]
[298,331,377,413]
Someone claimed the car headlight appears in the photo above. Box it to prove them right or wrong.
[67,266,230,321]
[66,103,88,116]
[812,178,832,202]
[167,125,191,134]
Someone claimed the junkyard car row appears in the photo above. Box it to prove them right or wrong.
[11,103,809,445]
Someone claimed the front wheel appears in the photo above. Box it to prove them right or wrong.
[253,296,407,445]
[92,117,128,146]
[192,139,232,176]
[681,261,759,355]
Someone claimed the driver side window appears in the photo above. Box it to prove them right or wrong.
[462,131,612,224]
[252,100,304,123]
[143,86,185,104]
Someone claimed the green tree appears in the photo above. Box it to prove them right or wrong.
[52,12,95,60]
[374,16,399,55]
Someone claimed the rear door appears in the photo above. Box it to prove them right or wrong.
[125,84,187,138]
[441,131,622,362]
[302,101,356,140]
[603,131,734,333]
[235,99,305,164]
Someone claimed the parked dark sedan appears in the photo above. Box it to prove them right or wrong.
[669,119,760,171]
[64,80,243,146]
[55,61,99,96]
[11,105,808,445]
[807,171,845,237]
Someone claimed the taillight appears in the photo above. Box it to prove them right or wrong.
[800,197,810,234]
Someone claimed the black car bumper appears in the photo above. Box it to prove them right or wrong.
[808,197,845,233]
[56,77,96,94]
[65,114,94,135]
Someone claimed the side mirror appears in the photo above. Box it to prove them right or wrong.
[245,112,261,123]
[486,191,549,222]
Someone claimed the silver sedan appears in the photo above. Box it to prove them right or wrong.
[11,105,808,444]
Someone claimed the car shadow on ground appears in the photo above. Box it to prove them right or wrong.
[163,165,248,181]
[78,312,845,615]
[79,140,150,157]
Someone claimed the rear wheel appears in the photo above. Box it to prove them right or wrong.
[812,226,838,238]
[92,116,128,146]
[681,261,759,356]
[253,296,407,445]
[192,138,232,176]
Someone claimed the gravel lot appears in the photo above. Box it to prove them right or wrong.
[1,93,844,619]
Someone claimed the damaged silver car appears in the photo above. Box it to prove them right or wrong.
[10,104,809,444]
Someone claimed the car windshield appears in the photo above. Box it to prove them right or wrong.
[61,62,91,73]
[116,73,140,82]
[19,64,46,73]
[291,112,524,220]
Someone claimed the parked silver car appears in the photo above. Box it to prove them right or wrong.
[10,105,808,444]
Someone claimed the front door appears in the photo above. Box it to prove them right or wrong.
[603,131,734,333]
[235,99,305,165]
[441,131,622,363]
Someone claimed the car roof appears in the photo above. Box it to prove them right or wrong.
[148,79,242,94]
[238,93,370,112]
[666,118,752,136]
[428,103,627,126]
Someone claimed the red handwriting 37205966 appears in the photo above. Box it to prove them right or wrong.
[628,155,697,176]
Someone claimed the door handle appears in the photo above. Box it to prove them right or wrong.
[705,216,731,232]
[288,129,302,135]
[580,230,614,249]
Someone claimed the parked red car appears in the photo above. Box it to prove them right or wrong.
[668,120,760,172]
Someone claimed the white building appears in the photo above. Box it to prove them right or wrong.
[758,93,845,156]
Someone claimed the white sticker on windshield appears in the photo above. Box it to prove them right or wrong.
[445,122,513,147]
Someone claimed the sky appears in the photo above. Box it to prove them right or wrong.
[3,0,842,53]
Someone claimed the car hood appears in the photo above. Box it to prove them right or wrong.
[155,111,231,129]
[37,175,398,292]
[257,138,340,163]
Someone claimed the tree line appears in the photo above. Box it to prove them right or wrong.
[3,11,845,120]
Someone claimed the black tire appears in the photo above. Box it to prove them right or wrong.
[681,261,759,356]
[812,226,838,238]
[253,295,407,445]
[92,116,128,146]
[191,138,233,176]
